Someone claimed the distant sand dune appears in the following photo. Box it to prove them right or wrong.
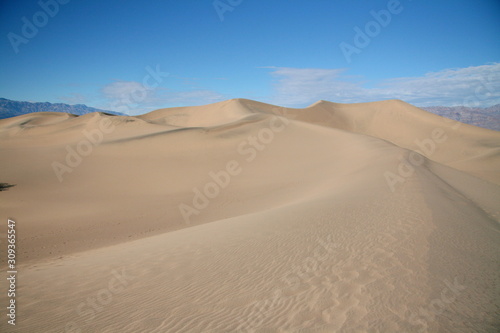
[0,99,499,332]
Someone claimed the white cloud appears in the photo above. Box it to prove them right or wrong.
[155,90,225,106]
[267,63,500,107]
[99,80,225,115]
[99,81,154,114]
[268,67,362,105]
[102,81,149,101]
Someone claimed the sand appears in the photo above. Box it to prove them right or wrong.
[0,99,499,332]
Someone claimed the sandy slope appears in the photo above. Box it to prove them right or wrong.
[0,99,499,332]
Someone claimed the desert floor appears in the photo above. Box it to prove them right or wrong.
[1,99,499,332]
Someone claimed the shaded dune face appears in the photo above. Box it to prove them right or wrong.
[0,99,499,332]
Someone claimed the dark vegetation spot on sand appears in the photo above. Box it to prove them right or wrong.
[0,183,16,191]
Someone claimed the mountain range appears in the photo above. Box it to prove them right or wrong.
[0,98,124,119]
[421,105,500,131]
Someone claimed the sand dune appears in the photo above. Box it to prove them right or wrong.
[0,99,499,332]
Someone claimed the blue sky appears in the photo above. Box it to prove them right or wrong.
[0,0,499,115]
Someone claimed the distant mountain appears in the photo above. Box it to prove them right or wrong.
[0,98,124,119]
[421,105,500,131]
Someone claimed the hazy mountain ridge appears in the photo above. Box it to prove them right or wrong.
[0,98,124,119]
[421,105,500,131]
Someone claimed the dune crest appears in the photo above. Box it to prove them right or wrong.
[0,99,499,332]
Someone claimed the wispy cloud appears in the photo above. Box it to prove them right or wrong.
[102,81,148,101]
[267,67,362,105]
[267,63,500,107]
[153,90,225,106]
[98,80,225,115]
